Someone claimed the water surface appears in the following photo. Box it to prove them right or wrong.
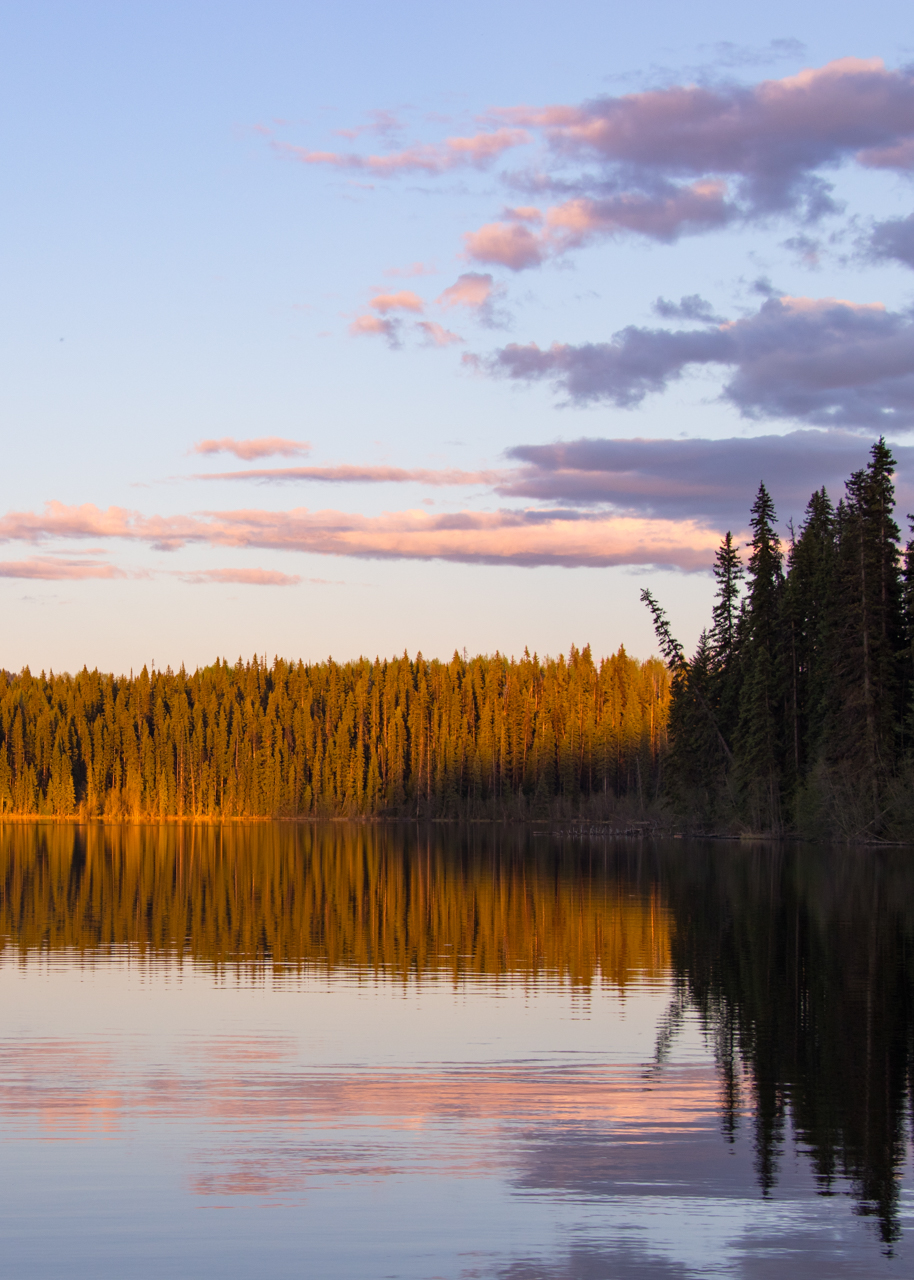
[1,823,912,1277]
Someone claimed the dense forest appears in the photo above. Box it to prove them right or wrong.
[645,437,914,840]
[0,646,668,819]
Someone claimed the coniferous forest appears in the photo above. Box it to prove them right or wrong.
[646,437,914,840]
[0,646,668,819]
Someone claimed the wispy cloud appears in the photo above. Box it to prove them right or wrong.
[369,289,424,314]
[0,500,725,570]
[484,294,914,430]
[349,314,401,346]
[385,262,436,278]
[174,568,302,586]
[416,321,463,347]
[464,183,731,268]
[437,272,496,311]
[0,555,127,580]
[192,465,499,485]
[193,438,311,460]
[275,127,529,176]
[435,271,508,329]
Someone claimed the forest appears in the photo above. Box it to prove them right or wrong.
[647,436,914,840]
[0,645,668,819]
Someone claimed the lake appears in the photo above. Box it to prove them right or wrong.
[1,822,912,1278]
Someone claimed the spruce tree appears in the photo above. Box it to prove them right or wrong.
[902,518,914,749]
[824,440,906,824]
[783,488,836,787]
[736,483,785,832]
[641,589,732,823]
[710,532,744,749]
[828,439,903,831]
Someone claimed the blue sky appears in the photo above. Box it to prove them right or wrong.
[2,1,913,673]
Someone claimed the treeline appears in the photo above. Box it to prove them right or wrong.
[0,646,669,819]
[645,437,914,839]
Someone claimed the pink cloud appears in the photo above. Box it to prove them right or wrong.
[0,556,126,580]
[385,262,436,278]
[193,438,311,460]
[0,500,220,553]
[192,465,499,485]
[463,222,545,271]
[464,183,730,269]
[369,290,424,314]
[416,321,463,347]
[349,314,400,344]
[502,58,914,191]
[277,127,528,176]
[265,59,914,289]
[175,568,301,586]
[545,184,730,244]
[437,273,494,310]
[0,499,726,570]
[858,138,914,169]
[504,206,543,224]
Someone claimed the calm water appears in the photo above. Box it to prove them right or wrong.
[1,824,912,1278]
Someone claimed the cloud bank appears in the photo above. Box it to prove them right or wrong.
[9,423,914,577]
[500,429,913,526]
[466,57,914,267]
[485,295,914,429]
[282,58,914,273]
[0,500,724,571]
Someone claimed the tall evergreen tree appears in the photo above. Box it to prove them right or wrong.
[902,518,914,748]
[641,590,732,823]
[829,439,903,831]
[709,531,744,748]
[736,483,785,832]
[783,488,836,787]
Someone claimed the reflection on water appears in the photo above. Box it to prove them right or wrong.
[0,822,913,1279]
[0,822,669,984]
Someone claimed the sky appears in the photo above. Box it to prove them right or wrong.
[2,0,914,674]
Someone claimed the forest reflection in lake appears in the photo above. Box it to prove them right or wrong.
[1,821,913,1279]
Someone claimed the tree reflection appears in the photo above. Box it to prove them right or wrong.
[663,844,914,1248]
[0,822,669,987]
[1,823,912,1246]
